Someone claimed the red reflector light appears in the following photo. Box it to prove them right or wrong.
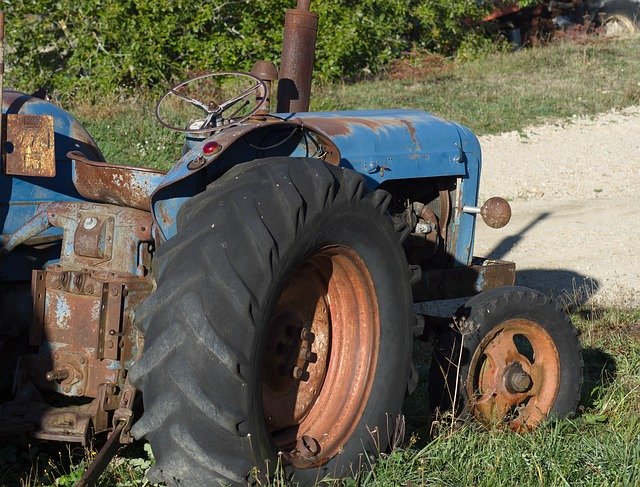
[203,141,222,156]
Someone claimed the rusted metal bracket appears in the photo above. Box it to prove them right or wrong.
[76,384,136,486]
[76,420,126,487]
[412,258,516,302]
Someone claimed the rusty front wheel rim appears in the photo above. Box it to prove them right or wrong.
[262,246,380,468]
[467,319,561,431]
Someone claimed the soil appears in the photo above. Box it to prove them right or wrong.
[474,106,640,307]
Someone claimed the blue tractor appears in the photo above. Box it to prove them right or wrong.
[0,2,582,485]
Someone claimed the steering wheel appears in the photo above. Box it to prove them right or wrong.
[155,71,267,134]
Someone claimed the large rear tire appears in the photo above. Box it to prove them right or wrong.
[129,158,414,485]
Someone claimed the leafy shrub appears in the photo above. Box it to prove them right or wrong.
[3,0,533,98]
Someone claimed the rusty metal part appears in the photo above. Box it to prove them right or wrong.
[299,115,417,138]
[251,60,279,81]
[412,258,515,302]
[463,196,512,229]
[47,202,152,275]
[5,114,56,177]
[28,267,151,397]
[467,319,561,431]
[76,420,126,487]
[438,184,451,240]
[5,201,152,445]
[69,151,166,211]
[276,1,318,113]
[251,60,278,114]
[1,382,117,442]
[262,246,379,468]
[480,197,511,229]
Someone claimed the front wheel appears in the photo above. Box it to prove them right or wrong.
[129,157,414,485]
[431,286,583,431]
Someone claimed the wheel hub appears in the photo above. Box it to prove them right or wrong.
[468,319,561,430]
[504,363,532,394]
[262,246,380,468]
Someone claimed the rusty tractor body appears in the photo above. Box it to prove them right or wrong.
[0,2,582,485]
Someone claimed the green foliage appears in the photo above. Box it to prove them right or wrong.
[3,0,534,98]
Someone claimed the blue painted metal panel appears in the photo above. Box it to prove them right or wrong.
[289,109,467,186]
[152,109,481,265]
[452,123,482,266]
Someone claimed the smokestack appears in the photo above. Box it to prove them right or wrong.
[276,0,318,113]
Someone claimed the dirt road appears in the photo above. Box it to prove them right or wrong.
[474,107,640,307]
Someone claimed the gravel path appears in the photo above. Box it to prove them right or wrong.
[474,107,640,307]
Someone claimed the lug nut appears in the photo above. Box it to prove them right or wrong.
[299,347,311,361]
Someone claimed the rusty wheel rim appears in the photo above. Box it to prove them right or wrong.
[467,319,561,431]
[262,246,379,468]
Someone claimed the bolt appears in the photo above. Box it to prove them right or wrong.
[505,365,532,393]
[296,435,320,456]
[83,217,98,230]
[510,371,532,392]
[300,328,309,340]
[111,288,119,297]
[45,369,70,382]
[107,340,115,349]
[292,366,303,380]
[79,357,86,364]
[299,347,311,361]
[86,284,94,294]
[109,385,119,395]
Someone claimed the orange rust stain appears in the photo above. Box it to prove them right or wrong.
[302,117,419,138]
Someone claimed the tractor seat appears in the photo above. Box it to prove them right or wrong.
[68,151,166,211]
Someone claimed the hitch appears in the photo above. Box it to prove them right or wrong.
[77,385,136,486]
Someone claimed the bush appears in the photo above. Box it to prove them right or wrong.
[3,0,532,98]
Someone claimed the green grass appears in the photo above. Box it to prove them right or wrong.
[67,36,640,170]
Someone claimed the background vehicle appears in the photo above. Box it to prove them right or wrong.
[487,0,640,45]
[0,2,582,485]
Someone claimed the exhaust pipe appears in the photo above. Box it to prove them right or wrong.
[276,0,318,113]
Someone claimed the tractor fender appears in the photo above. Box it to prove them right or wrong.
[150,110,482,255]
